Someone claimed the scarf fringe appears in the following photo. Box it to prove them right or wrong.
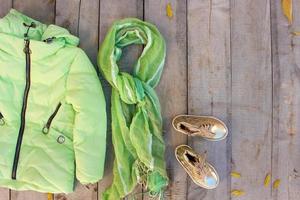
[134,161,165,200]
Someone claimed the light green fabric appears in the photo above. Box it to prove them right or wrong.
[0,9,107,193]
[98,18,169,199]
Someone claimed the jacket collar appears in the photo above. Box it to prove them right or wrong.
[0,9,79,60]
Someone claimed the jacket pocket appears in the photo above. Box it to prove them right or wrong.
[47,128,73,149]
[42,102,62,134]
[0,112,5,126]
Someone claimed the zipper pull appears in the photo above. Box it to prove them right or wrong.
[43,37,56,44]
[42,102,62,134]
[23,22,36,29]
[23,39,31,54]
[23,22,36,39]
[22,22,35,54]
[0,112,5,126]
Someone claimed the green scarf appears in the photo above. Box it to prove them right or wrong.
[98,18,169,199]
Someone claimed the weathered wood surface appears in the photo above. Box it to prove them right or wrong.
[271,0,300,200]
[187,0,231,200]
[231,1,273,200]
[0,0,300,199]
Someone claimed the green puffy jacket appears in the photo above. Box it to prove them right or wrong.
[0,9,107,193]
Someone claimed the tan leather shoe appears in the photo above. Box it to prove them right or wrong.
[172,115,228,141]
[175,145,219,189]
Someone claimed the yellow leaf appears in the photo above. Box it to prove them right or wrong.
[231,190,245,197]
[282,0,292,24]
[231,171,241,178]
[264,173,271,187]
[47,193,53,200]
[292,31,300,35]
[166,3,173,19]
[273,179,281,189]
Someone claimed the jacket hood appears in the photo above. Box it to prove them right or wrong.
[0,9,79,46]
[0,9,80,60]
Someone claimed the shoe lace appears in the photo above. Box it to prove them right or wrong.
[179,122,215,137]
[195,152,211,178]
[186,151,210,179]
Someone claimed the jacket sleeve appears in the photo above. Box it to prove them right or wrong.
[66,49,107,184]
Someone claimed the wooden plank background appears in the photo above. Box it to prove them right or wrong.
[0,0,300,199]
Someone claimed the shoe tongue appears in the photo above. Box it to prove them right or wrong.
[195,153,206,167]
[193,155,210,179]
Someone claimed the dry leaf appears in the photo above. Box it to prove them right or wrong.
[47,193,53,200]
[231,189,245,197]
[292,31,300,35]
[231,171,241,178]
[282,0,292,24]
[273,179,281,189]
[264,173,271,187]
[166,3,173,19]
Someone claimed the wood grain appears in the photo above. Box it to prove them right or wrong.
[271,0,300,199]
[55,184,98,200]
[55,0,80,35]
[187,0,231,199]
[0,188,9,200]
[0,0,12,17]
[231,0,272,199]
[10,191,46,200]
[144,0,188,199]
[13,0,55,24]
[78,0,99,67]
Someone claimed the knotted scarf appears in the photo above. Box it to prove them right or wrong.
[98,18,169,199]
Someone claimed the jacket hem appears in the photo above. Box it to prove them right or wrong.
[0,178,74,194]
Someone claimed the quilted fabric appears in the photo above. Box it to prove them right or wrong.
[0,9,106,193]
[98,18,169,199]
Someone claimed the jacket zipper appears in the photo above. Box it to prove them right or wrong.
[11,23,35,180]
[42,102,62,134]
[0,112,4,125]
